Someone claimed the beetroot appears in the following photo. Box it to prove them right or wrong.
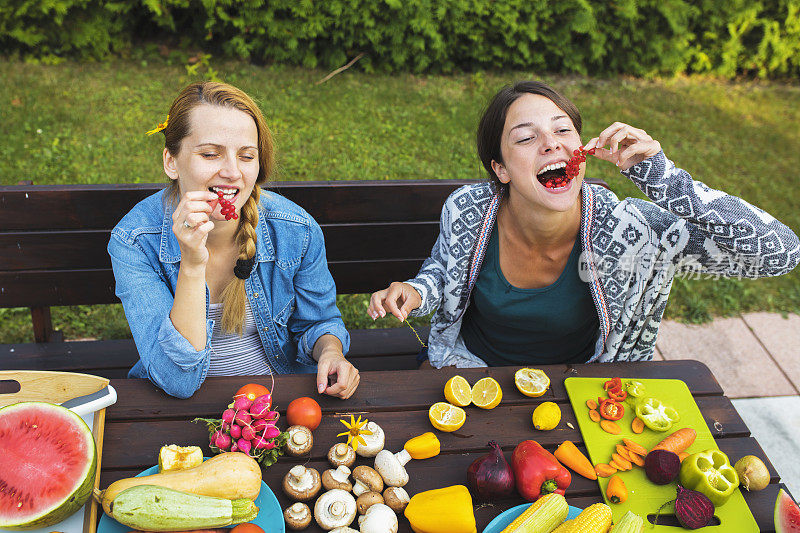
[645,449,681,485]
[675,485,714,529]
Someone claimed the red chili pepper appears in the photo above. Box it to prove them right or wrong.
[607,387,628,402]
[599,398,625,421]
[603,377,622,393]
[511,440,571,501]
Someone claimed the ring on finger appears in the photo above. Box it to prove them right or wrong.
[182,220,193,229]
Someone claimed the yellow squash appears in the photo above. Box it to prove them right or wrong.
[100,452,261,515]
[404,485,476,533]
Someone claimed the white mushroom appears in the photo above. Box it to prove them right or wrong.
[282,464,322,502]
[322,465,353,492]
[373,449,409,487]
[358,503,398,533]
[355,421,386,457]
[314,489,357,530]
[383,486,410,513]
[328,442,357,468]
[285,425,314,456]
[352,465,384,496]
[329,528,360,533]
[283,502,313,530]
[356,491,384,515]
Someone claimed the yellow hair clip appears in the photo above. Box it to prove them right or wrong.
[145,114,169,136]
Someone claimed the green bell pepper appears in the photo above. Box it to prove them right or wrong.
[626,380,646,398]
[679,449,739,507]
[634,397,679,432]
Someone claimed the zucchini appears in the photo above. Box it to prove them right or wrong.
[110,485,258,531]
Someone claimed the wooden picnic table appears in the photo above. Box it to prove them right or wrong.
[99,360,783,532]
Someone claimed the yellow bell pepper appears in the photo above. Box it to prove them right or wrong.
[404,485,476,533]
[404,432,441,460]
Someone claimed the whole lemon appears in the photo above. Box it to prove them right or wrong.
[532,402,561,431]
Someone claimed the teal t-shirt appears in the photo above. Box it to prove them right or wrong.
[460,224,600,365]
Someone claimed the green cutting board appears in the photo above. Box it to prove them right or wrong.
[564,377,758,531]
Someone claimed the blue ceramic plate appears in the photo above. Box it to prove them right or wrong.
[97,463,284,533]
[483,503,582,533]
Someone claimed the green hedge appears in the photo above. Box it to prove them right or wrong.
[3,0,799,77]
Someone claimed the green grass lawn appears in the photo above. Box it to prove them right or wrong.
[1,58,799,343]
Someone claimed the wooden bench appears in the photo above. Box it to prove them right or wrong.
[0,178,609,378]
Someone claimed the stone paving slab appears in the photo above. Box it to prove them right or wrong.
[732,396,800,497]
[656,317,797,398]
[742,312,800,393]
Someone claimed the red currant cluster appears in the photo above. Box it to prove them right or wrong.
[542,146,596,189]
[216,190,239,220]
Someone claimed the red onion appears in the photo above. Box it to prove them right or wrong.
[467,441,515,501]
[675,485,715,529]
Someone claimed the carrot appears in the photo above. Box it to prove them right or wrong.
[678,452,689,462]
[589,409,601,422]
[611,453,632,470]
[610,458,629,471]
[650,428,697,454]
[615,444,632,461]
[595,463,617,477]
[554,440,597,480]
[600,420,621,434]
[586,399,598,410]
[622,438,647,457]
[631,417,645,434]
[606,474,628,504]
[627,450,645,467]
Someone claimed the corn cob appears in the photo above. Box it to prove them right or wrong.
[551,503,613,533]
[610,511,644,533]
[500,493,569,533]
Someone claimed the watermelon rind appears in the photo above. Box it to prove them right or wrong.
[0,402,97,530]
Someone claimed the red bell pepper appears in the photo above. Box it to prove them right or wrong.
[607,388,628,402]
[599,398,625,420]
[603,377,622,393]
[511,440,571,501]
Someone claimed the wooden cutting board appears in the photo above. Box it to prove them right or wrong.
[564,377,758,531]
[0,370,110,533]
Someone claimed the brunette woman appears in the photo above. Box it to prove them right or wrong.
[369,80,799,368]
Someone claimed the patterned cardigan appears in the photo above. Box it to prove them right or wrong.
[405,151,800,368]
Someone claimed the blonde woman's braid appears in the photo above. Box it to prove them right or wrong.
[221,186,260,335]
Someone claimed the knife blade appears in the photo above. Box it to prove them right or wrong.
[60,385,117,417]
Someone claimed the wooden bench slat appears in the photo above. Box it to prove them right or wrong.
[0,257,426,306]
[0,180,473,230]
[0,327,429,377]
[0,222,439,271]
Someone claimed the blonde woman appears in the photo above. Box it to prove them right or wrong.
[109,82,359,398]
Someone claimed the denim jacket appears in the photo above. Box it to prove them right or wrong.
[108,188,350,398]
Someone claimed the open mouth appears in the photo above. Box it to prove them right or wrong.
[537,162,570,189]
[208,186,238,200]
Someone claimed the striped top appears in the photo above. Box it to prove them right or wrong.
[207,301,273,376]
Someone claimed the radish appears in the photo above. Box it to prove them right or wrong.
[263,426,281,439]
[234,411,252,426]
[233,397,253,412]
[252,435,270,449]
[221,408,235,424]
[237,439,252,455]
[242,425,257,441]
[230,424,242,440]
[230,441,239,453]
[250,395,272,418]
[263,410,279,422]
[252,419,269,432]
[214,432,231,450]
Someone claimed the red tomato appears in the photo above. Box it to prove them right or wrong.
[234,383,270,402]
[286,397,322,430]
[231,524,265,533]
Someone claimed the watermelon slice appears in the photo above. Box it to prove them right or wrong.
[0,402,97,530]
[776,488,800,532]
